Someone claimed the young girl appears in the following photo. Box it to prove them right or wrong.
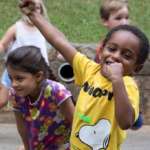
[0,0,51,108]
[6,45,74,150]
[96,0,143,130]
[20,1,149,149]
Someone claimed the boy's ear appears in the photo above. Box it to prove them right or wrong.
[134,64,143,73]
[101,18,109,28]
[35,71,44,82]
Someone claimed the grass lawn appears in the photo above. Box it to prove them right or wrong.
[0,0,149,43]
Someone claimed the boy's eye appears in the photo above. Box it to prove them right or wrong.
[115,16,122,20]
[115,15,129,21]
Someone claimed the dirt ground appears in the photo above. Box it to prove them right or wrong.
[0,111,15,124]
[0,112,150,150]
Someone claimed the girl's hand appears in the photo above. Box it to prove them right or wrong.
[19,0,36,15]
[101,62,124,81]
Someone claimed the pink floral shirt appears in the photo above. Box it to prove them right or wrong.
[10,79,72,150]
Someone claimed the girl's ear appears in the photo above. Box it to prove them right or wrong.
[98,41,105,61]
[35,71,44,82]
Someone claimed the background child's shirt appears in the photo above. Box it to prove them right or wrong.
[10,79,72,150]
[7,20,49,64]
[1,20,50,88]
[70,52,139,150]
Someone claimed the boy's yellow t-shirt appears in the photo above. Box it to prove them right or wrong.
[70,52,139,150]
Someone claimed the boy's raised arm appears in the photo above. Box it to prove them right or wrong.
[19,0,77,65]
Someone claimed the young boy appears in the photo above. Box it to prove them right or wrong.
[95,0,129,63]
[20,1,149,149]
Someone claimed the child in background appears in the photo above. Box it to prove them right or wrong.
[96,0,143,130]
[6,46,74,150]
[0,0,51,109]
[20,1,149,149]
[95,0,129,63]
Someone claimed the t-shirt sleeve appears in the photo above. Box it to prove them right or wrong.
[51,82,72,106]
[73,52,97,86]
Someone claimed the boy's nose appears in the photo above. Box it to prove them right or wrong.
[121,19,129,25]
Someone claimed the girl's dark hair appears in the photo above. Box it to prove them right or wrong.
[6,46,57,81]
[103,25,149,66]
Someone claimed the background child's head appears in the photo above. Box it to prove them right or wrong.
[100,0,129,29]
[101,25,149,74]
[6,46,56,81]
[22,0,49,25]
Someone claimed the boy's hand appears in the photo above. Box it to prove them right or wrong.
[19,0,36,15]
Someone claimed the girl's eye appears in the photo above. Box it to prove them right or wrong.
[106,46,116,52]
[124,54,131,60]
[15,76,24,82]
[123,52,132,60]
[8,75,12,81]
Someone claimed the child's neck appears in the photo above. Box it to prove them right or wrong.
[28,87,41,104]
[28,80,46,104]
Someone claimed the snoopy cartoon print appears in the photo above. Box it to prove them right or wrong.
[77,119,111,150]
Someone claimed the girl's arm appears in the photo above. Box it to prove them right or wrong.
[0,84,9,109]
[0,24,16,53]
[20,0,77,65]
[101,62,135,129]
[112,78,135,129]
[60,97,75,124]
[14,111,29,150]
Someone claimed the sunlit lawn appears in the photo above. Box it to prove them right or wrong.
[0,0,149,43]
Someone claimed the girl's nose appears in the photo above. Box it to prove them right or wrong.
[12,80,18,88]
[112,51,121,62]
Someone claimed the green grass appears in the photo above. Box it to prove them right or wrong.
[0,0,149,43]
